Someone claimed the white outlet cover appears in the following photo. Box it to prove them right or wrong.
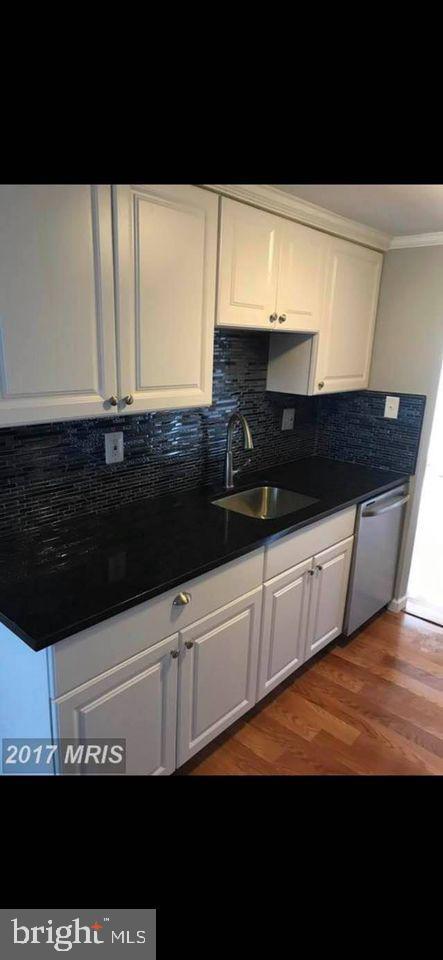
[281,408,295,430]
[105,431,124,464]
[384,396,400,419]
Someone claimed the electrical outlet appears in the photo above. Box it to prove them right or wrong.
[105,431,124,464]
[281,408,295,430]
[384,396,400,419]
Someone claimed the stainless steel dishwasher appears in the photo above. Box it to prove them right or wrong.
[343,484,409,636]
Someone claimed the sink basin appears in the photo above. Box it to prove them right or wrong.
[212,486,319,520]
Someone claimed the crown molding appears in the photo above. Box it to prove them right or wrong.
[200,184,391,251]
[389,232,443,249]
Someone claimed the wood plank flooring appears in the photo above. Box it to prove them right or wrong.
[179,611,443,776]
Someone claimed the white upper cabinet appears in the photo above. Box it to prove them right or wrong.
[315,238,383,394]
[217,198,327,332]
[0,185,117,427]
[267,236,383,395]
[216,198,281,329]
[275,219,328,332]
[113,184,218,413]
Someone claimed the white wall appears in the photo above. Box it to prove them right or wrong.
[369,245,443,603]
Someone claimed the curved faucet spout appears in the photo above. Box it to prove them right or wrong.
[224,412,254,490]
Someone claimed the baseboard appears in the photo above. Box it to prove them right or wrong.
[388,596,407,613]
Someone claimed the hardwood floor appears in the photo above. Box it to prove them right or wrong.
[179,611,443,776]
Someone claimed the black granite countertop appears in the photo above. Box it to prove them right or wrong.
[0,457,409,652]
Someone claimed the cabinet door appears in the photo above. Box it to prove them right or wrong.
[217,197,281,330]
[177,588,262,766]
[257,558,312,701]
[276,220,327,332]
[305,536,354,660]
[113,184,218,413]
[314,238,382,394]
[0,185,117,427]
[53,633,179,776]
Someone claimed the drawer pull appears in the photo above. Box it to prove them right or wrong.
[185,640,194,649]
[173,591,192,606]
[269,313,278,323]
[316,565,323,572]
[170,649,179,659]
[308,569,314,577]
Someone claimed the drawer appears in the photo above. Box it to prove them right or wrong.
[48,548,264,698]
[264,507,356,581]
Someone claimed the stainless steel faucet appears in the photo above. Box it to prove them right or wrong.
[224,412,254,490]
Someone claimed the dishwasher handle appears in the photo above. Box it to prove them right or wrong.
[362,494,409,518]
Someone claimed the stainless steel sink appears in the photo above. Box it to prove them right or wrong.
[212,486,318,520]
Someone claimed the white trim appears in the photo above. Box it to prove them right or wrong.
[405,598,443,626]
[389,232,443,249]
[199,184,391,252]
[387,596,407,614]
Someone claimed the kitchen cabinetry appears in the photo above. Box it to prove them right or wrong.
[257,535,354,701]
[113,183,218,413]
[0,184,117,427]
[318,238,383,393]
[177,588,262,765]
[304,536,354,659]
[53,633,179,776]
[48,550,264,775]
[51,583,262,776]
[0,183,218,427]
[257,558,312,699]
[2,508,357,775]
[267,238,383,395]
[217,197,327,332]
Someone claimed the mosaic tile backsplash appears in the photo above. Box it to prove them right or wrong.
[316,390,425,473]
[0,330,425,537]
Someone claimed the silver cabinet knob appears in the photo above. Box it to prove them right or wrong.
[108,395,118,406]
[185,640,194,649]
[170,649,179,659]
[123,394,134,405]
[278,314,287,323]
[173,591,191,606]
[318,381,325,390]
[269,313,278,323]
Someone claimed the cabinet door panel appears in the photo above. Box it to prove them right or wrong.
[316,239,382,393]
[53,634,178,776]
[114,184,217,412]
[217,198,280,329]
[257,558,312,701]
[177,588,262,765]
[276,220,327,332]
[305,536,353,659]
[0,185,117,426]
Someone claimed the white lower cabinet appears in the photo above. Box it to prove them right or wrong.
[257,534,354,701]
[177,588,262,766]
[304,536,354,659]
[257,558,312,701]
[53,633,179,776]
[47,515,355,775]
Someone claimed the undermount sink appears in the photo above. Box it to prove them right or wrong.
[212,486,319,520]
